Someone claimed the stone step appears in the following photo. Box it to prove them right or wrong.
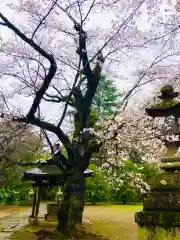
[159,161,180,171]
[161,156,180,162]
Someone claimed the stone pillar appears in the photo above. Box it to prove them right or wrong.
[135,85,180,239]
[45,203,58,221]
[135,142,180,239]
[30,187,37,218]
[34,186,41,224]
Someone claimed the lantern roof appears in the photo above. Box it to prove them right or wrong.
[145,85,180,118]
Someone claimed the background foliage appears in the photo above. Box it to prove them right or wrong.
[85,162,158,204]
[0,120,42,204]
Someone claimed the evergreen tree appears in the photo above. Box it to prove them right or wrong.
[93,74,122,117]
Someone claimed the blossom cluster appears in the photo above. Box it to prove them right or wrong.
[95,110,167,164]
[91,109,175,194]
[99,162,151,194]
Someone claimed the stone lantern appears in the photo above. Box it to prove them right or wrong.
[135,85,180,239]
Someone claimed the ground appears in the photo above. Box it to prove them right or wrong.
[0,203,142,239]
[0,205,28,219]
[83,204,141,240]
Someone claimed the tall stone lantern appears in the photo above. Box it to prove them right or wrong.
[135,85,180,239]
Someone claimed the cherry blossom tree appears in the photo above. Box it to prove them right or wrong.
[0,0,179,235]
[96,113,158,160]
[0,119,42,185]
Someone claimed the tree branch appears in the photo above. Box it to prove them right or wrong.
[75,23,94,83]
[0,114,71,148]
[81,51,104,129]
[92,155,119,169]
[0,13,55,61]
[31,0,57,39]
[27,59,57,118]
[42,129,54,155]
[19,116,70,146]
[83,0,96,23]
[57,57,82,128]
[56,3,77,24]
[85,0,146,68]
[0,13,57,118]
[0,22,6,26]
[56,4,93,84]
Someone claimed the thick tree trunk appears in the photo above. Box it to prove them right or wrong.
[57,169,85,236]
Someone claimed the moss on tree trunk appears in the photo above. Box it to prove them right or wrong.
[57,169,85,236]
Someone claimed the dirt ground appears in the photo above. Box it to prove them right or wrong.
[8,204,142,240]
[0,205,28,219]
[83,204,142,240]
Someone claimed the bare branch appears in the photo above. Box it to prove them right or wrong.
[0,22,6,26]
[143,25,180,46]
[77,0,83,23]
[56,2,94,83]
[31,0,57,39]
[0,13,57,118]
[0,91,11,114]
[57,57,82,128]
[0,113,71,149]
[89,0,146,66]
[27,61,57,118]
[42,129,54,155]
[43,94,71,104]
[56,3,77,24]
[0,13,54,61]
[83,0,96,23]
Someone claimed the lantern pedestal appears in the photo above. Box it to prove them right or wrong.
[136,214,180,240]
[135,85,180,239]
[44,203,58,221]
[135,171,180,239]
[135,140,180,240]
[135,140,180,239]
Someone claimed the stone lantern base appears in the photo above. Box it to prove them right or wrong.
[135,172,180,239]
[136,212,180,239]
[44,203,58,221]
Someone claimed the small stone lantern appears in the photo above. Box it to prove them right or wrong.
[55,188,63,206]
[135,85,180,239]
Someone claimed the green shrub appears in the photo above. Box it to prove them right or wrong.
[85,164,109,204]
[109,184,142,204]
[85,162,158,205]
[0,185,31,205]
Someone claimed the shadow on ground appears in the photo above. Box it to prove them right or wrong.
[9,226,110,240]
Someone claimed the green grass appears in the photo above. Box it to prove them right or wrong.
[10,204,143,240]
[83,204,142,240]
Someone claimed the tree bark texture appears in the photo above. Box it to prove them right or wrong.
[57,169,85,235]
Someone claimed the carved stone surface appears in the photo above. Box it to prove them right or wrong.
[159,162,180,171]
[150,173,180,191]
[45,203,58,221]
[161,156,180,162]
[47,203,58,216]
[143,192,180,211]
[135,211,180,227]
[138,225,180,240]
